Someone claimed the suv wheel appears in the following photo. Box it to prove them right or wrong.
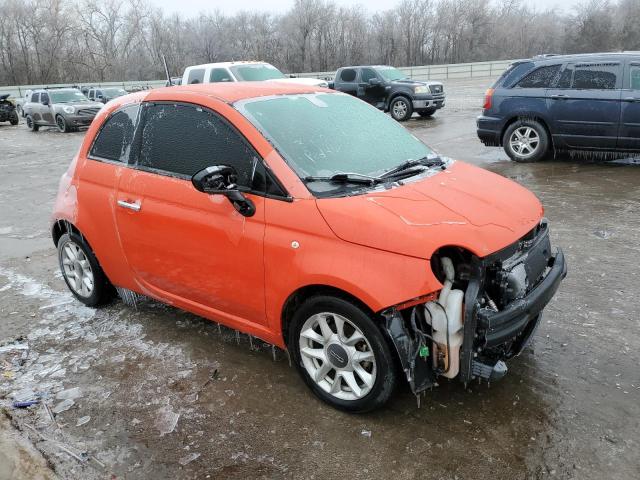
[503,119,549,162]
[9,112,19,125]
[26,115,39,132]
[56,115,70,133]
[390,96,413,122]
[289,296,397,412]
[58,232,113,307]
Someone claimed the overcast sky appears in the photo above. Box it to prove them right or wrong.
[149,0,581,17]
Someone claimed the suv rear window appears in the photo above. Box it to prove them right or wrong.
[90,104,140,162]
[339,69,357,82]
[516,65,561,88]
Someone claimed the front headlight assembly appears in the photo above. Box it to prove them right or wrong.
[62,106,75,114]
[414,86,429,94]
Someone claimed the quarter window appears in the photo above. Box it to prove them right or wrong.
[631,66,640,90]
[339,68,357,82]
[187,68,205,84]
[137,103,256,187]
[89,104,141,163]
[516,65,561,88]
[573,63,619,90]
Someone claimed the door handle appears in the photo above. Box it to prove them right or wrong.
[623,97,640,102]
[117,199,141,211]
[550,94,568,100]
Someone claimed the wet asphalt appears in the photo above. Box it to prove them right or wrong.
[0,78,639,480]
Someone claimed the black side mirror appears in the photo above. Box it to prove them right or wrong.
[368,78,381,86]
[192,165,256,217]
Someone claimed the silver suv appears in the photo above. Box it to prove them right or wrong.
[23,88,103,133]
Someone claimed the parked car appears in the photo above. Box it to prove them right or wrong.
[181,61,328,88]
[0,94,19,125]
[330,65,445,121]
[477,52,640,162]
[22,88,103,132]
[15,89,32,117]
[87,87,127,104]
[51,82,566,412]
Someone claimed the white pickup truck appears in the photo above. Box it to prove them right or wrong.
[181,61,328,88]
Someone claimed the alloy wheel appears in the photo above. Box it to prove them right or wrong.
[61,241,94,297]
[392,100,408,119]
[299,312,377,401]
[509,126,540,159]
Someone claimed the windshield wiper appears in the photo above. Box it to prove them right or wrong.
[304,172,382,185]
[378,156,444,179]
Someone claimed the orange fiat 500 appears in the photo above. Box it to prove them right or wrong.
[52,83,566,411]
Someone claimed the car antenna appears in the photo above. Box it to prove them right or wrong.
[162,53,173,86]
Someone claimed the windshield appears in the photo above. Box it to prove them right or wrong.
[377,67,408,81]
[102,88,126,97]
[49,90,89,103]
[237,93,435,195]
[230,64,286,81]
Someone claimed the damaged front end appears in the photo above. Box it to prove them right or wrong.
[383,220,567,396]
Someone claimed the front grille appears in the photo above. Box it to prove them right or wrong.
[77,108,100,117]
[429,85,443,94]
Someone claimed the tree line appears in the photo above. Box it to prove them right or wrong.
[0,0,638,86]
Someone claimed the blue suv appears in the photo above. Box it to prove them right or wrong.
[477,53,640,162]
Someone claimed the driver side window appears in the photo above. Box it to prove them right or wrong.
[136,103,257,189]
[361,68,377,83]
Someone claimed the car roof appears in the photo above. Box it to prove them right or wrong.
[126,82,333,105]
[339,65,394,69]
[185,61,272,70]
[530,51,640,63]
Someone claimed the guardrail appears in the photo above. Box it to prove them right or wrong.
[0,59,517,99]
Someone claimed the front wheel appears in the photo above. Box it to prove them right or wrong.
[390,96,413,122]
[58,232,113,307]
[9,112,19,125]
[26,115,39,132]
[289,296,397,412]
[56,115,70,133]
[503,119,550,162]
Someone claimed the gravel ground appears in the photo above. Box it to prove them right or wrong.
[0,77,639,480]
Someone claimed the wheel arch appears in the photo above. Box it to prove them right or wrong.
[500,114,554,150]
[385,91,413,111]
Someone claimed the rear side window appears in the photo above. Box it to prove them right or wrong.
[209,68,232,82]
[631,65,640,90]
[573,63,619,90]
[516,65,561,88]
[187,68,205,84]
[339,68,357,82]
[137,103,256,187]
[89,104,141,162]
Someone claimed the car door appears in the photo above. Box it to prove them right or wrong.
[40,92,54,125]
[546,61,622,149]
[337,68,358,96]
[115,101,267,325]
[618,61,640,151]
[358,68,386,107]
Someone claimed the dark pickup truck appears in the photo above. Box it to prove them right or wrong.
[329,65,445,121]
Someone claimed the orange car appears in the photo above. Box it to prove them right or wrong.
[51,83,566,411]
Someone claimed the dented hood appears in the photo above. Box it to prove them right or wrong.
[315,161,544,259]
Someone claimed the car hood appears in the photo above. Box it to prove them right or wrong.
[315,161,543,259]
[392,79,442,88]
[0,94,10,101]
[267,77,328,87]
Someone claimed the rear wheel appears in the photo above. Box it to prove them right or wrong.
[390,96,413,122]
[289,296,397,412]
[58,232,113,307]
[503,119,549,163]
[26,115,39,132]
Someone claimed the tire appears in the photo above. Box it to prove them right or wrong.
[418,108,436,118]
[26,115,39,132]
[503,119,550,163]
[289,295,397,412]
[9,112,18,125]
[390,96,413,122]
[57,232,113,307]
[56,115,70,133]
